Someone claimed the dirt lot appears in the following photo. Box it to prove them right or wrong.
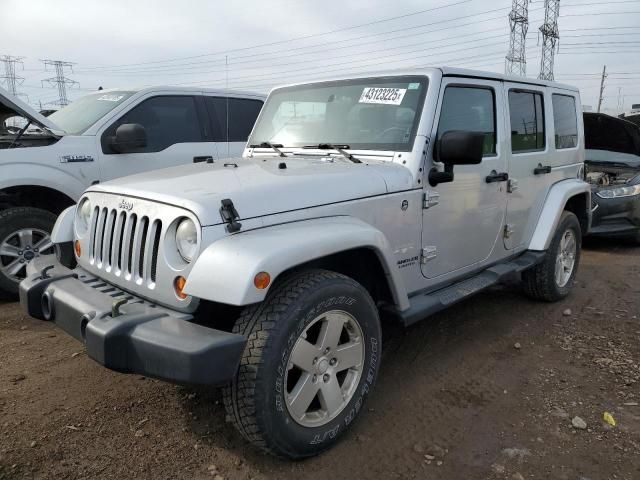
[1,240,639,480]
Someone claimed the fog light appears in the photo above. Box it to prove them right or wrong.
[174,276,188,300]
[254,271,271,290]
[74,240,81,257]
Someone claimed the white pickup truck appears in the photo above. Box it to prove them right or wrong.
[0,86,265,297]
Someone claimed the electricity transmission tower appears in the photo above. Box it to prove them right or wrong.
[505,0,530,76]
[0,55,27,100]
[41,59,79,106]
[538,0,560,80]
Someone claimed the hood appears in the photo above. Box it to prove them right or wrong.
[0,86,65,136]
[89,156,413,226]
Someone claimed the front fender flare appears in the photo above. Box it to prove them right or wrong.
[51,205,76,244]
[528,179,591,251]
[184,217,410,310]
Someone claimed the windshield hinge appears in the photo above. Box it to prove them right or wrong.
[220,199,242,233]
[423,191,440,209]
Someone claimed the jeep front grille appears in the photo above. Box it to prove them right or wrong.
[89,206,162,286]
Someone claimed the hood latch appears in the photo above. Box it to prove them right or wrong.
[220,199,242,233]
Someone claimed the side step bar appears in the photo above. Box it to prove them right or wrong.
[394,251,546,327]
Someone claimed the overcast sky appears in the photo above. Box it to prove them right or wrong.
[1,0,639,113]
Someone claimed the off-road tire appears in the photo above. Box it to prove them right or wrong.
[223,269,381,459]
[522,211,582,302]
[0,207,62,300]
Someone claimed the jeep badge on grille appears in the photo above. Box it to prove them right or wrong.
[118,199,133,211]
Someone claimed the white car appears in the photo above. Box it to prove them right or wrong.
[0,86,265,297]
[21,68,590,458]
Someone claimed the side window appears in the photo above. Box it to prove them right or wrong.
[228,99,263,142]
[206,97,227,142]
[103,96,202,154]
[437,86,496,156]
[552,94,578,149]
[508,90,545,153]
[205,97,263,142]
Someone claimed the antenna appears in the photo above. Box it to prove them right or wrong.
[538,0,560,80]
[505,0,530,76]
[597,65,607,113]
[41,59,79,106]
[0,55,28,100]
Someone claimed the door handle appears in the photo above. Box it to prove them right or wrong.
[534,164,552,175]
[485,171,509,183]
[193,156,214,163]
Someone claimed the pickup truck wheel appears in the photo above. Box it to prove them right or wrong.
[522,211,582,302]
[223,269,381,459]
[0,207,59,300]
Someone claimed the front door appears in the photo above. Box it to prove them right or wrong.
[421,78,508,279]
[97,94,218,181]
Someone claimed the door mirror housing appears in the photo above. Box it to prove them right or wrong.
[429,130,486,186]
[438,130,485,165]
[110,123,147,153]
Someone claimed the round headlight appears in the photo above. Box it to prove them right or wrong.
[175,218,198,262]
[76,198,92,235]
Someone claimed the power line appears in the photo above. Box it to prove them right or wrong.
[41,60,79,106]
[0,55,27,101]
[506,0,530,76]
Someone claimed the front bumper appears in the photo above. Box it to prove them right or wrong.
[589,193,640,237]
[19,257,246,386]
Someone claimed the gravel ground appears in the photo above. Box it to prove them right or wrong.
[1,239,639,480]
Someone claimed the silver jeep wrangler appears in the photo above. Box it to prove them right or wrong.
[20,67,590,459]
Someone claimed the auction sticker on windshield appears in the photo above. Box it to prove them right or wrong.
[359,87,407,105]
[97,94,125,102]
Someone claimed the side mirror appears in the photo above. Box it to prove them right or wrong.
[429,130,485,186]
[110,123,147,153]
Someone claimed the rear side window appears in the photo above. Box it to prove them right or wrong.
[229,99,263,141]
[437,86,496,156]
[103,95,202,153]
[206,97,263,142]
[552,94,578,149]
[509,90,545,153]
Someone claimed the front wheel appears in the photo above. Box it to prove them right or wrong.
[0,207,58,300]
[522,211,582,302]
[223,269,381,459]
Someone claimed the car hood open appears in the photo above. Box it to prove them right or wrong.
[0,86,65,136]
[88,156,413,226]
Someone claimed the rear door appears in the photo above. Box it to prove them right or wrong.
[97,94,217,181]
[421,78,508,279]
[205,96,264,159]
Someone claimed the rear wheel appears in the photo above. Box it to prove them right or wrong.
[522,211,582,302]
[223,269,381,459]
[0,207,59,300]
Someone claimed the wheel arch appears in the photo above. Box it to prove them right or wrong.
[184,217,410,311]
[0,184,76,215]
[528,179,591,251]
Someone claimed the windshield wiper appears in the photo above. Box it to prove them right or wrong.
[303,143,361,163]
[249,141,286,157]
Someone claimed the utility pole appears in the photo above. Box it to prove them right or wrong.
[538,0,560,80]
[41,59,79,107]
[597,65,607,113]
[0,55,27,100]
[505,0,530,76]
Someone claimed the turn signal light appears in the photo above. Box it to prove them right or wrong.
[174,276,188,299]
[74,240,81,258]
[254,271,271,290]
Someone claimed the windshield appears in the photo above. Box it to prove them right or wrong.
[249,76,428,152]
[48,90,136,134]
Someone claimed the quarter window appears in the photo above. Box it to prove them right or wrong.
[103,95,202,154]
[508,91,545,152]
[437,86,496,156]
[552,94,579,149]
